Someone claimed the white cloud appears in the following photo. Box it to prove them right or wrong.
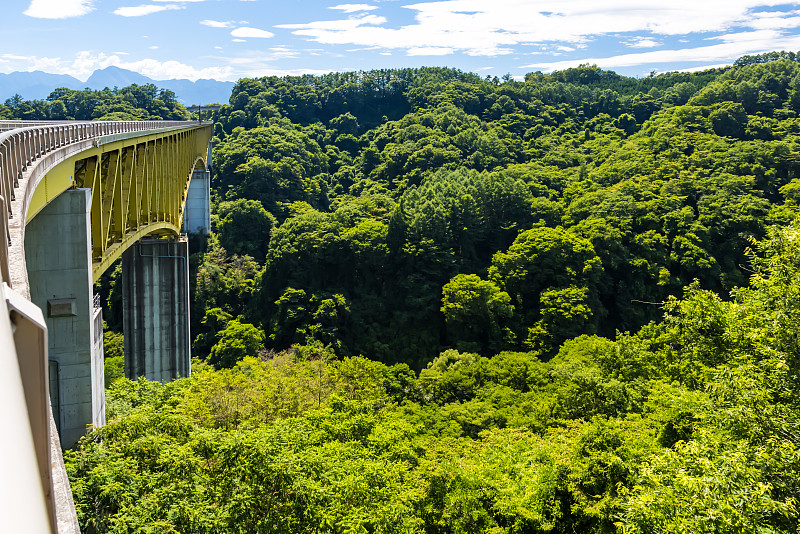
[628,37,660,48]
[712,28,784,43]
[230,27,275,38]
[329,4,378,12]
[279,0,800,57]
[118,59,232,80]
[266,47,301,59]
[2,54,64,73]
[677,63,733,72]
[149,45,159,49]
[2,51,236,81]
[466,47,513,56]
[200,19,236,28]
[16,0,800,83]
[208,50,334,78]
[2,54,36,61]
[214,47,306,65]
[345,46,383,52]
[278,14,387,31]
[407,46,455,55]
[748,12,800,30]
[24,0,93,18]
[523,29,800,71]
[114,4,183,17]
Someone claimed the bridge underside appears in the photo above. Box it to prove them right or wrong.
[25,126,210,281]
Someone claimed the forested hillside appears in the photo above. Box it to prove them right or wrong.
[11,51,800,532]
[68,226,800,532]
[1,83,187,121]
[189,55,800,367]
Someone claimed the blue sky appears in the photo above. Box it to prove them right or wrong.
[9,0,800,81]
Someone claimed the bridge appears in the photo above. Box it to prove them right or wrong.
[0,120,213,533]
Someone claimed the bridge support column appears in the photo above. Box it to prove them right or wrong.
[25,188,104,448]
[122,237,191,382]
[182,169,211,235]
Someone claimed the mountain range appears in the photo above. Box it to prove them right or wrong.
[0,66,235,106]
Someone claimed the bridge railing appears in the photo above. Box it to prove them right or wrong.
[1,281,53,533]
[0,120,96,132]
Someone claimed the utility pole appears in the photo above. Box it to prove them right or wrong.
[186,104,221,123]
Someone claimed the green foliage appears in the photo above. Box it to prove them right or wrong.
[76,58,800,533]
[213,121,329,215]
[441,273,514,353]
[5,83,187,120]
[70,223,800,531]
[624,434,798,534]
[192,59,800,362]
[192,242,260,347]
[216,198,276,261]
[489,226,602,354]
[103,331,125,386]
[208,320,265,369]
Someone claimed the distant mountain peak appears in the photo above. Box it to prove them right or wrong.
[0,67,234,105]
[86,67,153,89]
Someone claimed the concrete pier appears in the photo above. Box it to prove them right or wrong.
[25,188,104,448]
[122,237,191,382]
[182,169,211,236]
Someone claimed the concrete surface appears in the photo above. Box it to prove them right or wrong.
[25,188,104,448]
[183,169,211,235]
[122,236,191,382]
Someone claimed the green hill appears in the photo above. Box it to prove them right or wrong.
[38,52,800,532]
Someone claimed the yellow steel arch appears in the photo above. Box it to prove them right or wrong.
[26,125,211,280]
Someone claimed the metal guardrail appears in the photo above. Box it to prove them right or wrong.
[2,281,51,532]
[0,120,86,132]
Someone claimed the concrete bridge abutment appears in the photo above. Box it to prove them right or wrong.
[25,188,104,448]
[25,197,196,447]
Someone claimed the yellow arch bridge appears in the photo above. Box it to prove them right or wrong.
[0,120,212,534]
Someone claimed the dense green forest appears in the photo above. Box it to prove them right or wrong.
[66,226,800,532]
[10,52,800,531]
[191,55,800,367]
[1,83,187,121]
